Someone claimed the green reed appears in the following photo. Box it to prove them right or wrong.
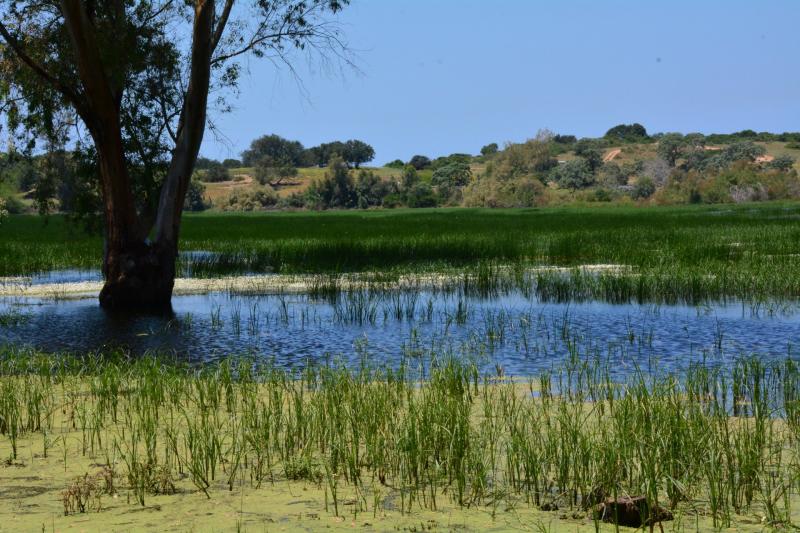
[0,345,799,527]
[5,203,800,304]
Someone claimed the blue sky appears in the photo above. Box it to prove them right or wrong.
[200,0,800,164]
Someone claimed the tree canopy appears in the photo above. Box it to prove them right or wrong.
[242,135,306,168]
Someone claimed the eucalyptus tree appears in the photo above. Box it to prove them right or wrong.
[0,0,350,308]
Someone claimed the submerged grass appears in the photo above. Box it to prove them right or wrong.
[3,203,800,303]
[0,347,799,530]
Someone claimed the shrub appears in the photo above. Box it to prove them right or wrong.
[355,169,392,208]
[786,141,800,150]
[593,188,613,202]
[641,158,671,186]
[656,133,684,167]
[553,134,577,145]
[768,154,796,172]
[405,182,438,208]
[306,156,357,209]
[631,176,656,199]
[551,159,594,190]
[384,159,405,169]
[408,155,431,170]
[199,163,230,182]
[0,195,25,214]
[431,161,472,187]
[222,187,278,211]
[0,197,6,223]
[573,139,604,172]
[484,139,556,180]
[401,165,419,191]
[222,158,242,168]
[194,157,219,170]
[429,153,472,172]
[480,143,499,157]
[278,192,306,209]
[183,179,208,211]
[463,176,545,208]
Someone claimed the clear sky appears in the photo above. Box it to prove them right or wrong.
[200,0,800,164]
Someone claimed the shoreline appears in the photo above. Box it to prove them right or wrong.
[0,264,628,300]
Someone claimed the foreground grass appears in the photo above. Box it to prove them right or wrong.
[4,203,800,303]
[0,349,799,531]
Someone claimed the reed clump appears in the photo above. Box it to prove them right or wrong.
[0,347,798,528]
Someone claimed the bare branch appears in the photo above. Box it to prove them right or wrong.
[211,0,234,53]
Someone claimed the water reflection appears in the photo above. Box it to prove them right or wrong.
[2,289,799,377]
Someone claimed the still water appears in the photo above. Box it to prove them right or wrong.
[2,279,798,377]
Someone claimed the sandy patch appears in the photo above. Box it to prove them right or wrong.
[602,148,621,162]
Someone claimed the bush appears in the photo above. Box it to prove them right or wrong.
[194,157,219,170]
[0,197,6,222]
[384,159,405,169]
[222,158,242,168]
[786,141,800,150]
[183,180,208,211]
[405,183,438,208]
[631,176,656,199]
[552,134,577,145]
[431,161,472,187]
[463,176,545,208]
[355,169,392,208]
[400,165,419,190]
[593,188,613,202]
[408,155,431,170]
[480,143,499,157]
[769,154,796,172]
[641,158,671,186]
[199,163,230,182]
[1,194,26,214]
[306,156,357,209]
[550,159,594,190]
[483,139,556,180]
[222,187,278,211]
[278,192,306,209]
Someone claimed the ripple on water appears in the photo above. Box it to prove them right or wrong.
[2,289,799,377]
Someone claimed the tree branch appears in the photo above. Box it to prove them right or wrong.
[154,0,215,246]
[211,0,234,53]
[0,20,87,115]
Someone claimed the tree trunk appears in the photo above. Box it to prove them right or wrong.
[59,0,215,310]
[99,240,176,310]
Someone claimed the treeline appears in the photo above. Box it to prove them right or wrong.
[3,124,800,216]
[194,135,375,184]
[219,153,473,211]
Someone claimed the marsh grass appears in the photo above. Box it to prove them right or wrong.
[1,347,799,527]
[5,204,800,303]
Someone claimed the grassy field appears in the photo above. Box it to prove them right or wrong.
[4,203,800,302]
[0,348,798,531]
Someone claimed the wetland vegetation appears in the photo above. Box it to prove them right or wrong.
[3,203,800,530]
[1,0,799,528]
